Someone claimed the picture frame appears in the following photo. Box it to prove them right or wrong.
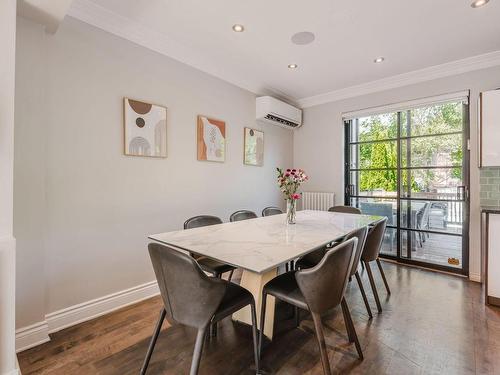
[244,127,264,166]
[197,115,226,162]
[123,98,167,158]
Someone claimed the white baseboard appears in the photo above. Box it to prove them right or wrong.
[15,321,50,353]
[469,272,482,283]
[16,280,159,352]
[46,281,159,333]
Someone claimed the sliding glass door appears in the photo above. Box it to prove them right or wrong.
[345,99,469,275]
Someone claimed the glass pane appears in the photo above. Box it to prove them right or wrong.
[401,102,463,137]
[350,197,396,226]
[380,227,397,256]
[399,200,463,235]
[351,113,398,143]
[401,133,463,168]
[350,141,398,169]
[352,170,398,198]
[400,168,463,200]
[400,230,462,268]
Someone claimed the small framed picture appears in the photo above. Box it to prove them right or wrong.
[244,127,264,166]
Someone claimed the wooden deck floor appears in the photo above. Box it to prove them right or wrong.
[18,262,500,374]
[381,230,463,268]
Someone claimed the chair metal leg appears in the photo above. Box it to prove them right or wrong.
[341,298,363,360]
[311,312,332,375]
[209,271,220,337]
[360,261,365,271]
[140,308,166,375]
[190,326,207,375]
[294,306,300,327]
[340,298,355,343]
[250,301,260,373]
[227,269,234,282]
[365,261,382,313]
[354,271,372,319]
[258,292,267,358]
[376,258,391,295]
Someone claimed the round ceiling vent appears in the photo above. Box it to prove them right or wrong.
[291,31,315,45]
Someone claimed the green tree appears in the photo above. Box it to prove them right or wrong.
[355,103,463,193]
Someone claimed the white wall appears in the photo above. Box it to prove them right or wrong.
[1,0,18,372]
[14,16,48,330]
[14,17,293,330]
[294,65,500,281]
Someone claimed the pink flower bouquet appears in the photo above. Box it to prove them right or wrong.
[277,168,308,224]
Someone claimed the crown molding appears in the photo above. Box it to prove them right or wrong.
[297,50,500,108]
[18,0,74,34]
[67,0,264,96]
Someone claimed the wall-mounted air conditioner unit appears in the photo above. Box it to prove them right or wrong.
[256,96,302,129]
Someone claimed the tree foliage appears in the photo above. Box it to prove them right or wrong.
[355,103,463,194]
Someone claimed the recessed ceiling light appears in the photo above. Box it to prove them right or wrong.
[471,0,489,7]
[288,64,298,69]
[232,24,244,32]
[374,57,385,63]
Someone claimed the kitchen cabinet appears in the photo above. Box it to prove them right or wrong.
[479,89,500,167]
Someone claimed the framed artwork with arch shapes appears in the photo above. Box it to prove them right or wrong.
[123,98,167,158]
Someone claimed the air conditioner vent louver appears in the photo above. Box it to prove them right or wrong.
[264,114,300,128]
[256,96,302,130]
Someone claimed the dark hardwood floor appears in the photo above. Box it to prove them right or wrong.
[18,261,500,374]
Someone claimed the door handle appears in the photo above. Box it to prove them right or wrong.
[345,184,355,196]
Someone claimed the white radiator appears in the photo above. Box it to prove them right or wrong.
[302,192,335,211]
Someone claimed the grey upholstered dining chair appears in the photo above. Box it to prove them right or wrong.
[296,205,361,271]
[141,243,259,375]
[361,217,390,313]
[184,215,236,337]
[261,206,283,216]
[258,238,363,375]
[229,210,258,222]
[183,215,236,280]
[328,205,362,214]
[416,202,431,246]
[295,226,372,318]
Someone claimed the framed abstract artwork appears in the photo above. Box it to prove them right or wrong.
[244,127,264,166]
[123,98,167,157]
[197,115,226,162]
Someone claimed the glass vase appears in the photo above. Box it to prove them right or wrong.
[286,199,297,224]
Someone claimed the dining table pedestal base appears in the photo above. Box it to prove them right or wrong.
[232,268,277,340]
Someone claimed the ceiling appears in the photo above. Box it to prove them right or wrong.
[69,0,500,105]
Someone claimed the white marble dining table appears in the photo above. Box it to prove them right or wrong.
[149,210,382,339]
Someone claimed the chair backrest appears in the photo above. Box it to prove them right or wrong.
[262,206,283,217]
[361,217,388,262]
[343,226,368,277]
[359,202,393,225]
[328,206,361,214]
[295,238,357,314]
[184,215,222,229]
[230,210,258,222]
[148,243,226,329]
